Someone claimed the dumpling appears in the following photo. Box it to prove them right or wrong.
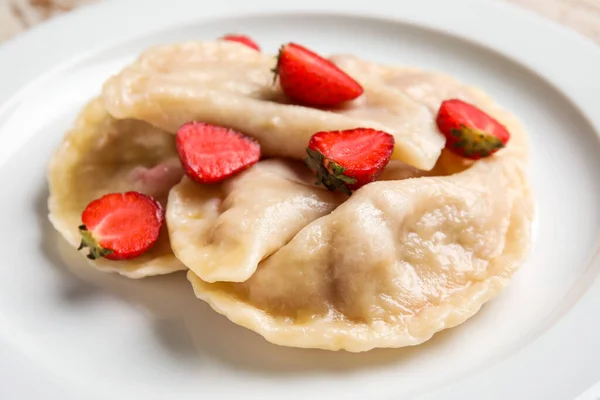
[101,41,445,170]
[188,147,532,352]
[185,72,534,352]
[167,159,345,282]
[47,98,186,278]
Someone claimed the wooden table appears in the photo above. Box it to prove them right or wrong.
[1,0,600,44]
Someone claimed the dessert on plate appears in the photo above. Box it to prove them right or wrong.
[47,34,534,352]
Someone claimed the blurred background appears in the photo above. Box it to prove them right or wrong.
[1,0,599,44]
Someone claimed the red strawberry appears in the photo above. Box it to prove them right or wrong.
[78,192,164,260]
[305,128,394,195]
[221,34,261,51]
[273,42,364,107]
[176,122,260,184]
[436,99,511,160]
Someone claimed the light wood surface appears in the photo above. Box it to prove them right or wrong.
[1,0,599,44]
[503,0,600,42]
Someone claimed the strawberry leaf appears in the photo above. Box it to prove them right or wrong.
[271,46,284,85]
[304,148,356,196]
[78,224,114,260]
[453,124,504,158]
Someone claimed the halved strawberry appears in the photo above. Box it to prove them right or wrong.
[436,99,511,160]
[305,128,394,195]
[221,34,261,51]
[273,42,364,107]
[78,192,164,260]
[176,122,261,184]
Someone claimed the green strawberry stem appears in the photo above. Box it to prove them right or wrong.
[305,147,356,196]
[271,46,284,85]
[78,224,114,260]
[451,124,505,158]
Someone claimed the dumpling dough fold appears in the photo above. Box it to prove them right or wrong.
[101,41,445,171]
[47,98,185,278]
[167,160,344,282]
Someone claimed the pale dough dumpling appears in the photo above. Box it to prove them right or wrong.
[167,160,345,282]
[101,41,445,171]
[47,98,186,278]
[186,71,534,352]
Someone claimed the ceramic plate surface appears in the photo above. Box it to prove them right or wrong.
[1,0,599,399]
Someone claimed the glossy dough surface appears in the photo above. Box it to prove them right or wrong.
[179,56,533,352]
[47,98,185,278]
[101,41,445,171]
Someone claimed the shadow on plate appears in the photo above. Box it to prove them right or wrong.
[35,184,479,374]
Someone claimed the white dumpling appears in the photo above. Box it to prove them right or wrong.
[167,159,345,282]
[47,98,185,278]
[186,72,534,352]
[101,41,445,170]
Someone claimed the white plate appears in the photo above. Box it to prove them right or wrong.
[1,0,599,399]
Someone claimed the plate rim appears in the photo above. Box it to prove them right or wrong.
[1,0,599,399]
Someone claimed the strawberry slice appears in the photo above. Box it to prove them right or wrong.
[273,42,364,107]
[78,192,164,260]
[221,34,261,51]
[176,122,261,184]
[436,99,511,160]
[305,128,395,195]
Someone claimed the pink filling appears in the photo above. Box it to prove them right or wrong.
[128,157,183,198]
